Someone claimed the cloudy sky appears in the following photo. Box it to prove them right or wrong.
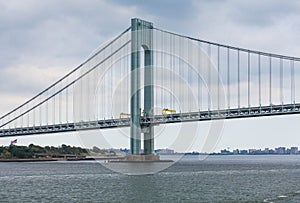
[1,0,300,152]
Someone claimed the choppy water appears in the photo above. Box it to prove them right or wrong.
[0,155,300,202]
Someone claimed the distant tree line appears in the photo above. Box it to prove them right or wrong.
[0,144,88,159]
[91,146,116,155]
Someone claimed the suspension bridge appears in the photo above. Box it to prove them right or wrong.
[1,18,300,156]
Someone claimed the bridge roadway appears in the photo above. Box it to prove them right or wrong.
[1,103,300,137]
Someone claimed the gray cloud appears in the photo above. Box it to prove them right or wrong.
[227,1,300,27]
[1,1,300,104]
[0,0,137,109]
[111,0,197,20]
[0,0,134,70]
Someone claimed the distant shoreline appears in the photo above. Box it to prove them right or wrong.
[1,154,299,162]
[209,153,300,156]
[0,158,60,162]
[0,156,125,162]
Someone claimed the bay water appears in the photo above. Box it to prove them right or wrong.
[0,155,300,202]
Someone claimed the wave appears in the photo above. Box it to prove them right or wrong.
[263,190,300,202]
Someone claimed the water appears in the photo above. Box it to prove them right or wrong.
[0,155,300,202]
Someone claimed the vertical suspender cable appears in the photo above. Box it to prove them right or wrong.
[155,31,158,111]
[33,100,35,127]
[20,107,23,128]
[280,58,283,105]
[217,45,220,111]
[13,105,16,128]
[61,84,63,123]
[258,54,261,106]
[200,42,202,111]
[269,56,272,106]
[164,31,166,109]
[81,71,83,120]
[7,114,10,129]
[164,32,166,110]
[227,48,230,109]
[122,34,125,114]
[185,38,187,112]
[175,35,179,112]
[13,109,16,128]
[52,86,55,125]
[110,60,113,118]
[121,41,123,115]
[248,51,250,108]
[127,35,130,113]
[87,67,90,121]
[101,67,103,119]
[73,80,76,123]
[111,44,113,118]
[102,51,105,119]
[14,109,17,128]
[27,103,30,127]
[109,56,111,118]
[161,30,164,109]
[17,109,19,128]
[127,34,129,114]
[104,61,106,119]
[39,95,42,126]
[16,110,18,128]
[92,62,95,122]
[59,86,62,124]
[291,60,295,105]
[179,36,182,112]
[94,58,96,123]
[208,43,211,111]
[237,50,240,109]
[66,77,68,123]
[14,111,16,128]
[109,53,111,118]
[198,42,201,111]
[46,90,48,125]
[188,39,191,111]
[106,60,108,119]
[170,33,172,110]
[172,34,175,110]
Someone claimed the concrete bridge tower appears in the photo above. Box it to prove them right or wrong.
[130,18,154,156]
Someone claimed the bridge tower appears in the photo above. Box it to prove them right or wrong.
[130,18,154,155]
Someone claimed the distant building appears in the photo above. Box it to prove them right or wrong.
[214,146,300,155]
[290,147,298,154]
[155,148,174,154]
[268,149,275,154]
[239,150,248,155]
[119,148,130,154]
[248,149,258,154]
[275,147,286,154]
[233,149,239,155]
[220,149,232,155]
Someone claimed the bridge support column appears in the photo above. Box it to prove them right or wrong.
[130,18,153,155]
[143,49,154,155]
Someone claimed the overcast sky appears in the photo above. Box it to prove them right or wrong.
[1,0,300,152]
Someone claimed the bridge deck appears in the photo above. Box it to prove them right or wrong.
[1,103,300,137]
